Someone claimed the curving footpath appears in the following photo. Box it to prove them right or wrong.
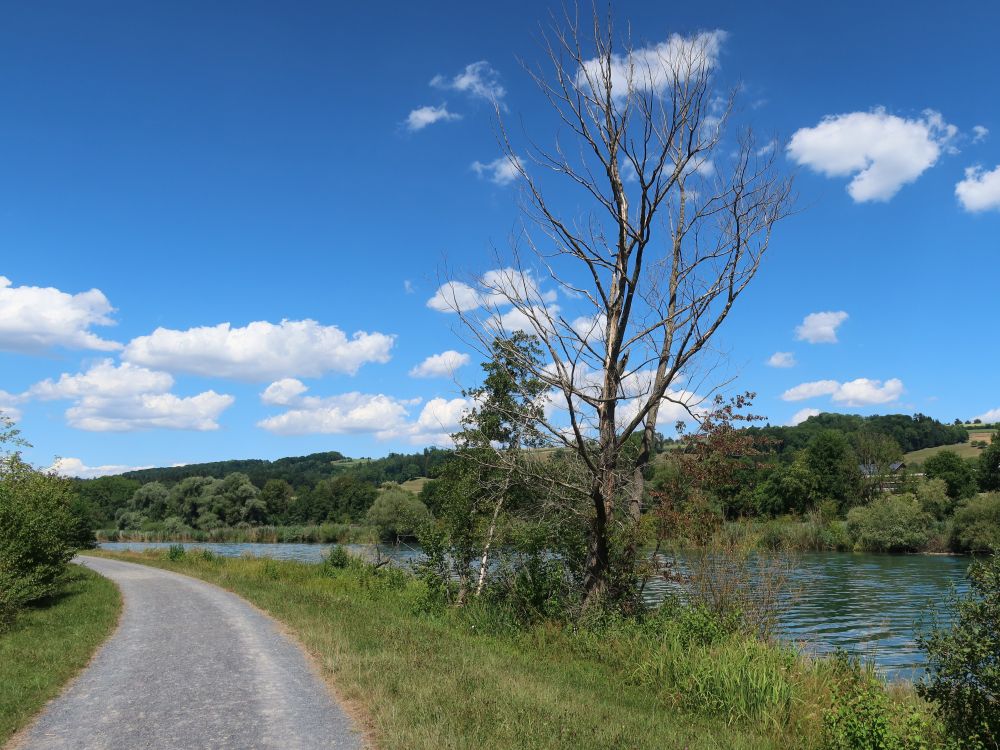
[13,556,363,750]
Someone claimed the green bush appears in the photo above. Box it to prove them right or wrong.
[924,451,979,501]
[822,652,943,750]
[916,478,953,521]
[918,554,1000,747]
[323,545,351,570]
[167,544,186,560]
[0,454,81,629]
[847,495,932,552]
[365,487,431,542]
[951,493,1000,553]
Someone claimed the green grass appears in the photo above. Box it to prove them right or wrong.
[906,442,986,463]
[0,564,121,744]
[90,549,887,750]
[397,477,430,494]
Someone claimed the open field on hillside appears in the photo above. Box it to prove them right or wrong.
[906,430,994,464]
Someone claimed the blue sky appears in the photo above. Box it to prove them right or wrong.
[2,0,998,477]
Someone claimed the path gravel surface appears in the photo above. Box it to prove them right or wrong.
[13,556,363,750]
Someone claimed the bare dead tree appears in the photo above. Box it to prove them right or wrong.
[437,8,793,607]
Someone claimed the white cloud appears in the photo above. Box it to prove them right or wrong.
[831,378,904,406]
[431,61,505,103]
[781,380,840,402]
[48,457,152,479]
[410,350,470,378]
[766,351,796,368]
[405,104,461,131]
[788,408,821,426]
[27,359,234,432]
[257,380,469,445]
[261,378,309,406]
[403,280,415,294]
[488,304,560,335]
[955,164,1000,213]
[0,391,23,422]
[795,311,849,344]
[787,109,956,202]
[472,155,522,186]
[427,268,556,313]
[972,125,989,143]
[123,319,394,381]
[782,377,904,407]
[0,276,121,353]
[29,360,173,400]
[578,30,726,97]
[974,407,1000,423]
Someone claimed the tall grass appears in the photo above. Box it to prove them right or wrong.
[97,522,377,544]
[91,548,937,749]
[0,564,121,744]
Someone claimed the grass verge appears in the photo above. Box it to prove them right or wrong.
[91,549,935,750]
[0,564,121,745]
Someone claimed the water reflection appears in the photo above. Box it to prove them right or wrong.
[100,542,969,680]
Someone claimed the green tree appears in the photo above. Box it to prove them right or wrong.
[846,495,932,552]
[131,482,169,520]
[260,479,293,521]
[918,554,1000,747]
[979,434,1000,492]
[803,431,861,511]
[951,493,1000,553]
[365,487,431,542]
[924,450,978,500]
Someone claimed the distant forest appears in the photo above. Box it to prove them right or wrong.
[73,413,972,534]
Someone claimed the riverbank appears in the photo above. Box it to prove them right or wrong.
[0,564,121,745]
[97,522,378,545]
[90,548,942,749]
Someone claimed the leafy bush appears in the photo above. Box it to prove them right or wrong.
[0,453,81,629]
[916,478,953,521]
[918,554,1000,748]
[951,493,1000,553]
[323,545,351,570]
[167,544,186,560]
[847,495,932,552]
[365,487,431,542]
[924,451,978,501]
[822,652,943,750]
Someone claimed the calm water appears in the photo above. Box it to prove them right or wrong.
[100,542,970,681]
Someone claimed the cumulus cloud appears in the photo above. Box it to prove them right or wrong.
[386,397,471,445]
[972,125,989,143]
[766,351,796,368]
[123,319,394,381]
[782,377,904,407]
[405,104,461,131]
[27,359,234,432]
[471,155,522,186]
[974,407,1000,423]
[788,407,821,426]
[48,457,152,479]
[427,269,556,313]
[0,390,23,422]
[787,109,956,202]
[0,276,121,353]
[955,164,1000,212]
[409,350,470,378]
[261,378,309,406]
[578,30,726,97]
[795,311,849,344]
[431,61,505,103]
[781,380,841,402]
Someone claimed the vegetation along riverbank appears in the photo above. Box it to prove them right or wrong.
[92,547,998,750]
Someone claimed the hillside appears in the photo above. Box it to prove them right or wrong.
[906,429,995,464]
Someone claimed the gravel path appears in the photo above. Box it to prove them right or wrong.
[14,556,363,750]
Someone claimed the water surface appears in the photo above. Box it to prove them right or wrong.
[100,542,970,681]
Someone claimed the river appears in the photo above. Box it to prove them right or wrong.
[99,542,971,681]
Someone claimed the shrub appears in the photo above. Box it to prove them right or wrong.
[924,451,978,501]
[847,495,932,552]
[918,554,1000,748]
[916,478,953,521]
[0,454,81,629]
[324,545,351,570]
[167,544,186,560]
[365,488,431,542]
[822,652,943,750]
[951,493,1000,553]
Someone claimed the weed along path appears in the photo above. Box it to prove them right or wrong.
[13,556,363,750]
